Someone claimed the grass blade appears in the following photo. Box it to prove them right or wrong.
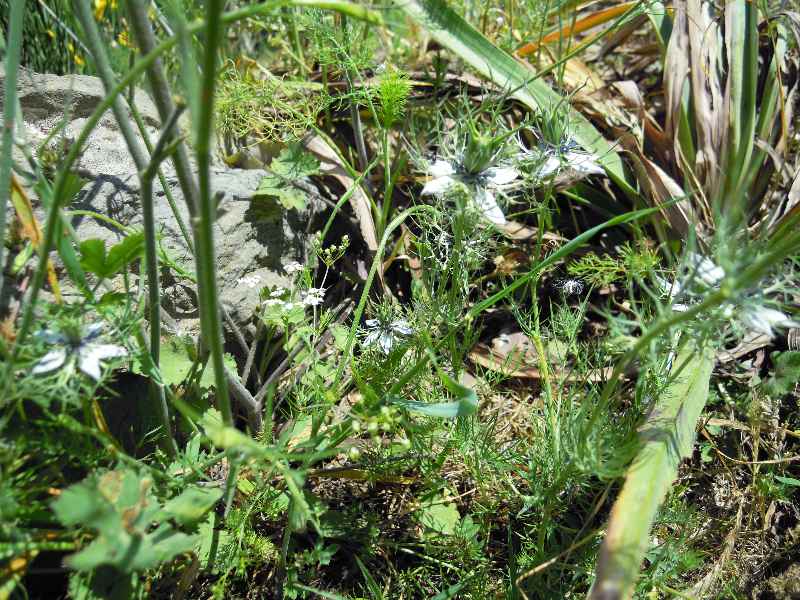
[589,341,714,599]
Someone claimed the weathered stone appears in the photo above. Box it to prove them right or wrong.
[3,69,314,336]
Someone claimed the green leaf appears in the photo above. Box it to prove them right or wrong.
[105,231,145,275]
[417,498,460,536]
[254,142,320,211]
[775,476,800,488]
[163,487,223,525]
[393,0,635,197]
[390,371,478,418]
[51,469,197,573]
[78,239,108,277]
[590,342,714,599]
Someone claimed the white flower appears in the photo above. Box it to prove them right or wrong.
[301,287,326,307]
[32,323,127,381]
[237,275,261,289]
[264,298,284,307]
[421,159,518,226]
[740,307,799,338]
[285,262,304,275]
[270,288,286,298]
[362,318,414,354]
[533,140,604,180]
[555,278,585,295]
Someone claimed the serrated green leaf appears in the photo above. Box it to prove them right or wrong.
[52,469,197,573]
[417,499,460,536]
[254,142,320,211]
[78,239,108,278]
[105,231,144,275]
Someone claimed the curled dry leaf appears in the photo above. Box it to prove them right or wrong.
[303,134,379,252]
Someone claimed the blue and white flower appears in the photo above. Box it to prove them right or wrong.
[422,159,519,226]
[32,323,127,381]
[362,318,414,354]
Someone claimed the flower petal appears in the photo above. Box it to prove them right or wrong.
[741,307,798,338]
[83,322,104,341]
[379,332,394,354]
[535,155,562,179]
[362,330,382,348]
[422,175,455,196]
[32,348,68,375]
[474,188,507,225]
[429,160,455,178]
[565,151,605,175]
[365,319,380,328]
[78,344,127,380]
[34,329,66,344]
[687,252,724,287]
[485,166,519,186]
[391,319,413,336]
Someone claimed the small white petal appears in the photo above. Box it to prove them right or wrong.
[83,323,104,340]
[391,320,413,336]
[687,252,725,287]
[379,332,394,354]
[365,319,380,328]
[474,188,507,225]
[32,348,68,375]
[485,166,519,186]
[78,344,127,380]
[422,175,456,196]
[536,155,562,178]
[565,151,605,175]
[363,330,382,348]
[35,329,66,344]
[429,160,455,178]
[741,307,798,338]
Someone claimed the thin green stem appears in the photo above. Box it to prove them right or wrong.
[73,0,177,457]
[194,0,232,425]
[0,0,24,306]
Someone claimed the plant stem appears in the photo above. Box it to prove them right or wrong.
[73,0,177,457]
[0,0,24,308]
[194,0,233,426]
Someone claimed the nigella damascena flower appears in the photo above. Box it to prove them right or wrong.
[421,159,519,226]
[533,139,605,180]
[658,252,798,338]
[362,318,414,354]
[32,322,127,381]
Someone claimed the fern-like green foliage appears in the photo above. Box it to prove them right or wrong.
[377,67,412,129]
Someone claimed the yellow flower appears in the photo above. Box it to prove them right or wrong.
[117,30,129,48]
[67,41,75,53]
[94,0,107,20]
[47,29,56,40]
[74,54,85,67]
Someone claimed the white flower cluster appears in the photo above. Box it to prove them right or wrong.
[421,136,604,226]
[660,252,798,338]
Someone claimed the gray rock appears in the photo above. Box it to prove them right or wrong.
[4,69,314,336]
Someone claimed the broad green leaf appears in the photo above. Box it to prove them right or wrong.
[417,498,460,536]
[105,231,145,275]
[163,487,223,525]
[391,390,477,418]
[51,469,197,573]
[393,0,635,197]
[590,342,714,599]
[775,476,800,488]
[254,142,320,211]
[78,239,108,277]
